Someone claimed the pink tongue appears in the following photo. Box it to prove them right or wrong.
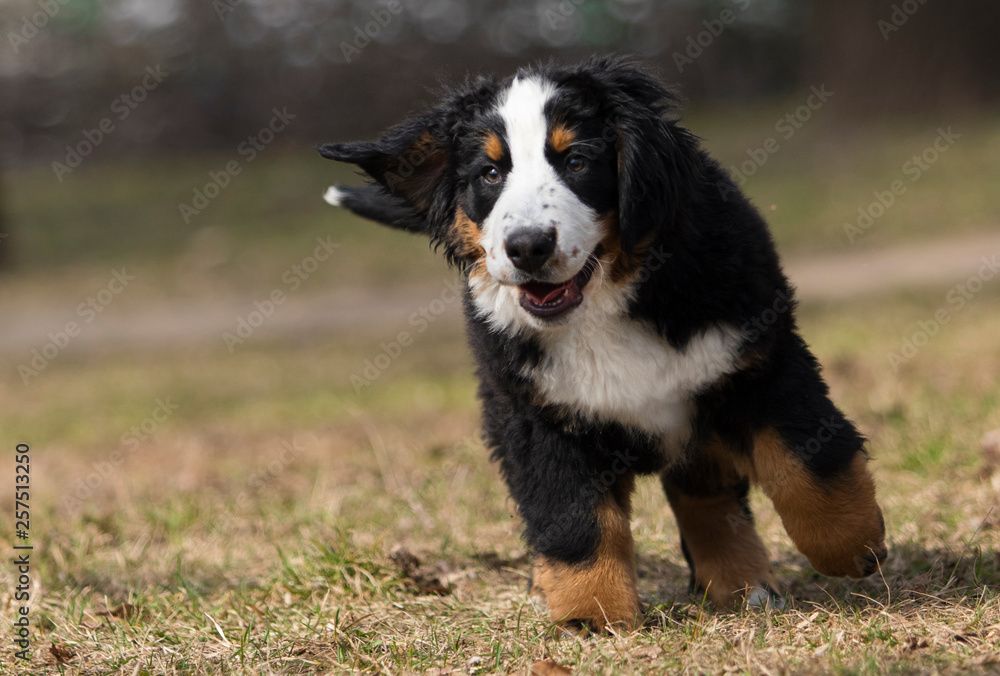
[521,280,572,304]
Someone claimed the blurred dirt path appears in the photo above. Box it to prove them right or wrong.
[784,230,1000,302]
[3,230,1000,356]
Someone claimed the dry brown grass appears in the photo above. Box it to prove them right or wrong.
[2,283,1000,675]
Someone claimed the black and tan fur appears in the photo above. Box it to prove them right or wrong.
[319,56,887,631]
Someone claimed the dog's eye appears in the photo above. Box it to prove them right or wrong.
[482,166,502,184]
[566,155,586,173]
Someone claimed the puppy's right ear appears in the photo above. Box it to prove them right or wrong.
[319,114,453,232]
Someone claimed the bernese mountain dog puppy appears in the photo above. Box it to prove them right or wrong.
[319,56,887,630]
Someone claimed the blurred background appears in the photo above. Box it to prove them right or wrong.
[2,0,999,274]
[1,0,998,279]
[3,1,1000,670]
[3,0,1000,526]
[2,0,999,502]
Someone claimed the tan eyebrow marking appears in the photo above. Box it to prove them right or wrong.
[484,132,504,161]
[548,124,576,153]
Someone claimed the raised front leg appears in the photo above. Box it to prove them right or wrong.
[745,426,887,578]
[662,437,779,608]
[530,475,641,630]
[724,335,888,579]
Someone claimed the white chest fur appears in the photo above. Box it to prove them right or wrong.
[530,310,744,454]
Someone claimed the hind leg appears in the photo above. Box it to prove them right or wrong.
[662,436,779,608]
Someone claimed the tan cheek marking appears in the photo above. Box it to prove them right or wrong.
[549,124,576,154]
[453,207,486,258]
[530,477,641,630]
[484,132,503,162]
[454,208,490,288]
[597,210,651,285]
[742,429,887,578]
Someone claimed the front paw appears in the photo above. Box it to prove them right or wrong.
[531,557,642,631]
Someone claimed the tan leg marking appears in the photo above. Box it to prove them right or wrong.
[664,437,776,607]
[741,429,887,578]
[665,489,776,607]
[531,480,641,630]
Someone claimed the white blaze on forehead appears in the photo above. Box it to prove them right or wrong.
[497,76,555,177]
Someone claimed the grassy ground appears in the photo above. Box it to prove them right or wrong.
[1,284,1000,674]
[2,110,1000,674]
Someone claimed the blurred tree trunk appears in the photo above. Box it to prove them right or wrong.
[807,0,1000,118]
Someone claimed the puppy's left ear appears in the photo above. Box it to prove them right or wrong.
[580,57,701,254]
[318,114,453,231]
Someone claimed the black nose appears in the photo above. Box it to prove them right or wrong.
[505,228,556,274]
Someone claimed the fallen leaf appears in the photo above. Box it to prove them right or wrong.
[49,643,76,663]
[390,547,420,575]
[388,547,452,595]
[411,574,451,596]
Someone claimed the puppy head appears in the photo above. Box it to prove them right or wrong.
[320,57,698,331]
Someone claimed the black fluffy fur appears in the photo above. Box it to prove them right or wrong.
[320,56,871,572]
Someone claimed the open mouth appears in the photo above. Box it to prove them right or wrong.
[517,251,600,319]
